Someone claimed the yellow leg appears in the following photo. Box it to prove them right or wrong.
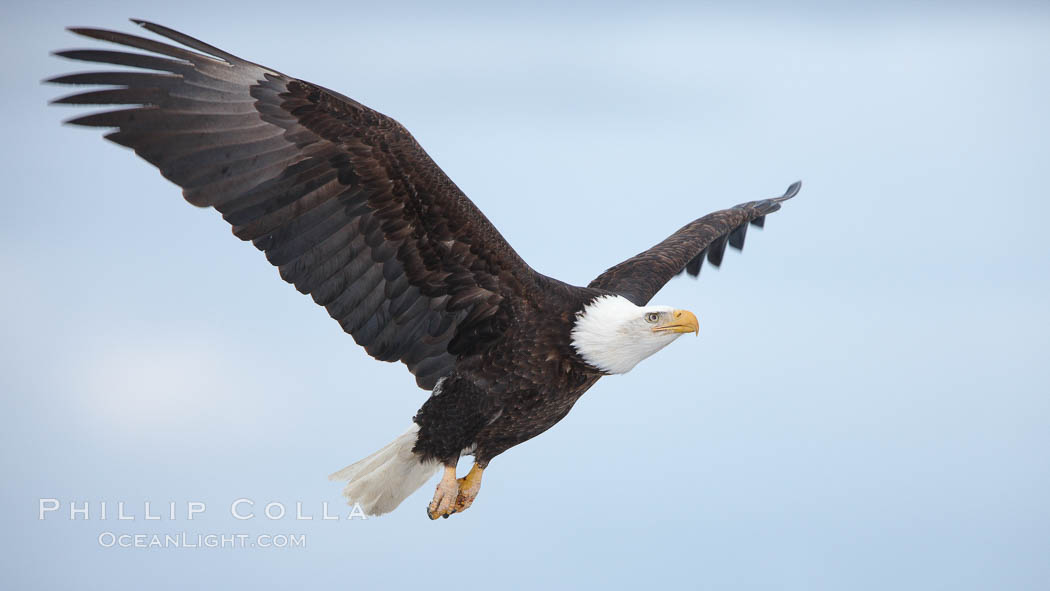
[426,463,486,520]
[453,463,484,513]
[427,465,459,520]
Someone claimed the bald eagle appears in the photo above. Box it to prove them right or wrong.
[51,21,799,519]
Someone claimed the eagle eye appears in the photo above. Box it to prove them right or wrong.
[645,312,661,323]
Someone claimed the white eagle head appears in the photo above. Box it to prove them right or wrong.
[570,294,699,375]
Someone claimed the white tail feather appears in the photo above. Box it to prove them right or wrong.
[328,424,439,516]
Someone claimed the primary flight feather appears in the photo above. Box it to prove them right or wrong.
[51,20,799,519]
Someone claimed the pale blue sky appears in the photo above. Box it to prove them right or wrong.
[3,1,1048,589]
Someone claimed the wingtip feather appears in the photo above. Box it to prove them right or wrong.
[780,180,802,201]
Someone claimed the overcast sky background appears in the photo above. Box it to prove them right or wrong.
[2,1,1048,589]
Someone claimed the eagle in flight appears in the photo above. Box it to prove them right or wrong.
[51,20,799,519]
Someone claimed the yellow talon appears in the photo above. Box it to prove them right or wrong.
[427,463,485,519]
[427,465,459,520]
[454,463,484,513]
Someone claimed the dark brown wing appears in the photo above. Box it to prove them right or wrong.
[50,20,538,389]
[588,182,800,305]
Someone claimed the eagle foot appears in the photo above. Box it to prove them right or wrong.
[427,463,484,520]
[453,463,484,514]
[427,465,459,520]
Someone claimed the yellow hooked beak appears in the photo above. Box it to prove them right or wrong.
[653,309,699,336]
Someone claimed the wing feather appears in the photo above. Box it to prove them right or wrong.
[588,182,799,305]
[51,21,537,389]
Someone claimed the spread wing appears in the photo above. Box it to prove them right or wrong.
[50,20,537,389]
[588,182,800,305]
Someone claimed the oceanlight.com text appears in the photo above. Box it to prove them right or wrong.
[97,531,307,549]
